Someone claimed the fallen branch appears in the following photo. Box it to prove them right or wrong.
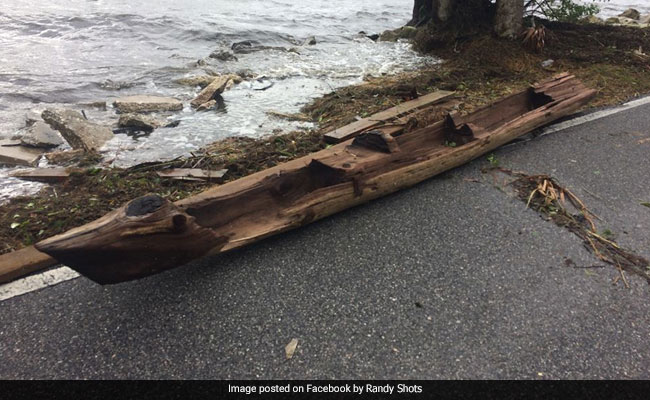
[510,173,650,285]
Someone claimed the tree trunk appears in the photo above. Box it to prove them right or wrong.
[494,0,524,38]
[407,0,433,26]
[408,0,522,36]
[436,0,453,22]
[407,0,456,26]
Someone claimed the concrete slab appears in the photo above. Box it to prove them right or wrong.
[0,140,42,166]
[113,96,183,113]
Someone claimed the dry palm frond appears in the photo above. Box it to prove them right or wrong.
[517,174,597,231]
[502,171,650,286]
[520,25,546,53]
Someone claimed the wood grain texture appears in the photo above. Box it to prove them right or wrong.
[0,246,57,284]
[323,90,455,143]
[34,74,596,284]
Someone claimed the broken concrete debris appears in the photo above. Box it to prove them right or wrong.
[379,26,417,42]
[41,108,114,151]
[19,121,65,149]
[78,101,108,110]
[117,114,168,131]
[174,75,218,88]
[190,76,232,108]
[209,49,238,61]
[0,139,43,166]
[24,111,42,127]
[44,149,86,166]
[113,96,183,113]
[196,100,217,111]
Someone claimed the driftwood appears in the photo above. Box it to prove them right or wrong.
[30,74,595,284]
[156,168,228,182]
[323,90,455,143]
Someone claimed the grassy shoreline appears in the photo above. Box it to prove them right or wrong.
[2,21,650,254]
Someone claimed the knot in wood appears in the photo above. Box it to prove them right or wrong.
[126,194,165,217]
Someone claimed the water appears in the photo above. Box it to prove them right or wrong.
[589,1,650,17]
[0,0,645,202]
[0,0,436,201]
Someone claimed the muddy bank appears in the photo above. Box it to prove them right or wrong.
[2,20,650,254]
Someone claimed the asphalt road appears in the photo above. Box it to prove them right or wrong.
[1,101,649,379]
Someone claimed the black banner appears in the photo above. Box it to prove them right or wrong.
[1,380,647,400]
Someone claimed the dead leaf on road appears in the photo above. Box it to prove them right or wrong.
[285,338,298,360]
[638,138,650,144]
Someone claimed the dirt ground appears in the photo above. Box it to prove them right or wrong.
[2,20,649,253]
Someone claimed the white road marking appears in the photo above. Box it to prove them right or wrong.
[2,95,650,302]
[0,267,79,301]
[538,95,650,137]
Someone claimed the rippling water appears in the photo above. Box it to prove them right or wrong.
[0,0,645,202]
[0,0,435,201]
[589,1,650,17]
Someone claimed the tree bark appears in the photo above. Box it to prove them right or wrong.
[408,0,500,30]
[494,0,524,38]
[436,0,453,22]
[407,0,433,26]
[407,0,455,26]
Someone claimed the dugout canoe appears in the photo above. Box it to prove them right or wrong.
[35,73,596,284]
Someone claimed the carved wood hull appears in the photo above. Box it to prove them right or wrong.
[35,74,596,284]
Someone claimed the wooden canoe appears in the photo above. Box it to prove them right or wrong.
[34,74,596,284]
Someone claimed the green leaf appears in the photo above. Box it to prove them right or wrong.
[641,202,650,208]
[10,222,20,229]
[487,153,499,167]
